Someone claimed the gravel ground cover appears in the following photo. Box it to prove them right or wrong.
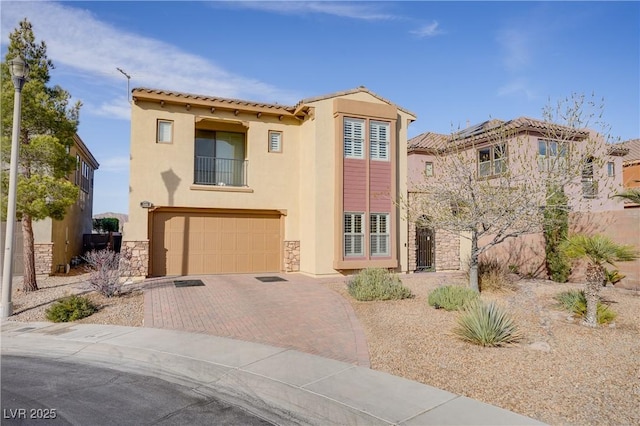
[6,270,639,425]
[324,272,640,426]
[6,271,143,327]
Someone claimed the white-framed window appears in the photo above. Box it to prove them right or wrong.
[344,118,364,159]
[478,143,507,177]
[607,161,615,177]
[370,121,390,161]
[157,119,173,144]
[344,212,364,256]
[424,161,434,177]
[268,130,282,153]
[370,213,389,256]
[538,139,568,172]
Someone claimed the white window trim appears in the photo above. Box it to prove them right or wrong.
[268,130,282,153]
[370,121,390,161]
[344,212,364,257]
[370,213,390,256]
[344,118,365,159]
[478,143,507,178]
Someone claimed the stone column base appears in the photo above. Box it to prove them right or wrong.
[284,241,300,272]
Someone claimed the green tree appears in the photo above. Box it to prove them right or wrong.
[543,185,571,282]
[1,19,81,292]
[560,234,638,327]
[92,218,119,233]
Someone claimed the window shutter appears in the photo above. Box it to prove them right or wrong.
[269,131,282,152]
[344,118,364,159]
[370,121,389,160]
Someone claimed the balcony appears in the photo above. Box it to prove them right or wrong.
[195,156,247,187]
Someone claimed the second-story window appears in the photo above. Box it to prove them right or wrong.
[195,130,246,186]
[157,120,173,144]
[268,130,282,153]
[478,143,507,178]
[344,118,364,159]
[370,121,390,161]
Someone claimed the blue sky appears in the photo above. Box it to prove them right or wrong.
[2,1,639,215]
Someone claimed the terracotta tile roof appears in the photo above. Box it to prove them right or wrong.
[133,88,295,112]
[296,86,416,119]
[408,116,590,153]
[619,138,640,163]
[132,86,416,119]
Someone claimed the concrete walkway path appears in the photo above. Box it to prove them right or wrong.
[143,274,369,366]
[1,321,544,425]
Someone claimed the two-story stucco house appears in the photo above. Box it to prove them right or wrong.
[124,87,416,278]
[406,117,626,273]
[1,134,99,275]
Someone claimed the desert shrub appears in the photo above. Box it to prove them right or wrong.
[473,257,513,292]
[83,248,130,297]
[554,290,617,324]
[428,286,478,311]
[454,300,522,347]
[45,295,97,322]
[347,268,412,301]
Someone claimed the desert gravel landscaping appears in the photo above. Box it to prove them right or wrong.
[325,272,640,426]
[5,270,640,425]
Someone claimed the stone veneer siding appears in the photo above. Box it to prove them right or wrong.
[34,243,54,275]
[284,241,300,272]
[121,240,149,279]
[408,224,460,272]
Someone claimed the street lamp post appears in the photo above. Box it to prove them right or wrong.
[1,57,29,318]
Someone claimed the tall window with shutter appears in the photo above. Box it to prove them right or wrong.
[370,213,389,256]
[344,213,364,256]
[344,118,364,159]
[370,121,389,161]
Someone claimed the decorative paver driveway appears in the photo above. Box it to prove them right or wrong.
[143,274,369,366]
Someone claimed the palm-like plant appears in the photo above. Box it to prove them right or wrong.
[560,234,639,327]
[613,188,640,205]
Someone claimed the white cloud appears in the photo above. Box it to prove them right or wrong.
[497,78,537,100]
[98,156,129,173]
[223,1,399,21]
[410,21,443,38]
[497,28,532,72]
[1,1,299,120]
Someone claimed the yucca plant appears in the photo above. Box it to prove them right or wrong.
[428,285,478,311]
[560,234,638,327]
[613,188,640,205]
[454,300,522,347]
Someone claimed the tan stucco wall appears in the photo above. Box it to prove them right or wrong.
[126,90,412,276]
[126,102,302,244]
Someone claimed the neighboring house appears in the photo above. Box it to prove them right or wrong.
[619,138,640,189]
[406,117,626,273]
[0,134,99,275]
[124,87,416,278]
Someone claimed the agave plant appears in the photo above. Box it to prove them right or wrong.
[454,300,522,347]
[560,234,638,327]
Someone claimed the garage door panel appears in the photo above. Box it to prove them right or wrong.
[152,211,281,276]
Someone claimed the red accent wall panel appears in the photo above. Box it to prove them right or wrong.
[369,161,391,212]
[344,158,367,211]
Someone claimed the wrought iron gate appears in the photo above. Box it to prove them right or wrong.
[416,226,435,271]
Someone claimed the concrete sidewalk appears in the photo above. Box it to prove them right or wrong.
[2,321,544,425]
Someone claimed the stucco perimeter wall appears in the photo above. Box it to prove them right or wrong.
[569,210,640,290]
[481,210,639,290]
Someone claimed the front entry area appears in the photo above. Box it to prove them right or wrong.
[150,209,281,276]
[415,225,435,271]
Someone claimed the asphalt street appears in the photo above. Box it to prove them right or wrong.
[1,355,273,425]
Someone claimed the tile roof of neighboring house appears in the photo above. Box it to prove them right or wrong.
[132,86,416,119]
[619,138,640,164]
[408,116,591,153]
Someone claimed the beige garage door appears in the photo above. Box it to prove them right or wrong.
[151,210,281,276]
